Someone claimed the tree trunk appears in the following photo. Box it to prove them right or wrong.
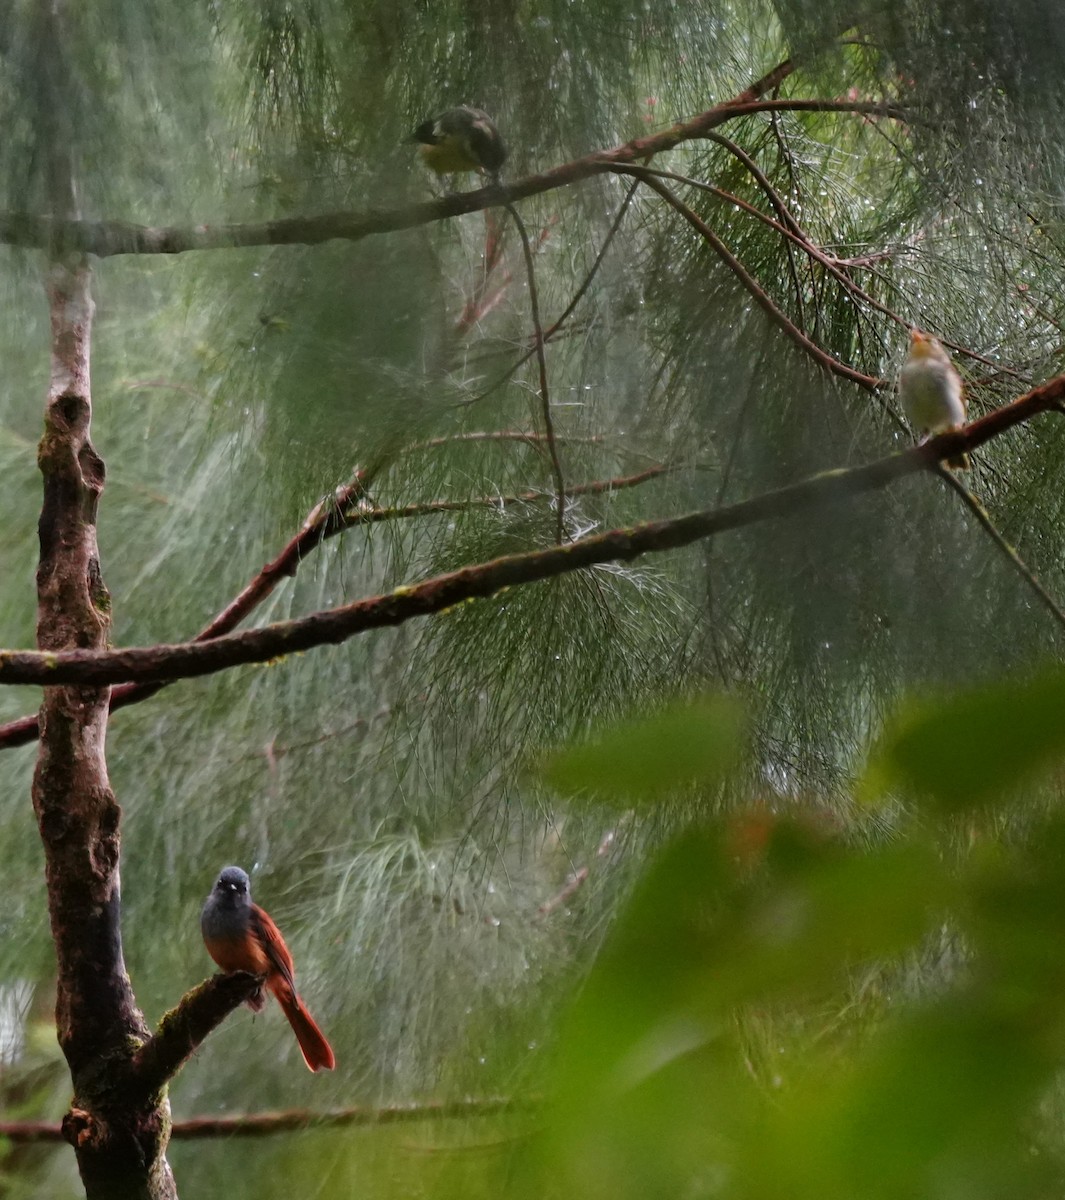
[32,259,177,1199]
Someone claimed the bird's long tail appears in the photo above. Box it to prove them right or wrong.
[271,980,336,1072]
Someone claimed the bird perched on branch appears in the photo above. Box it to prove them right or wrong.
[201,865,335,1072]
[899,329,970,469]
[409,105,507,185]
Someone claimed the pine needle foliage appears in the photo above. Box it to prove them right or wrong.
[2,0,1065,1194]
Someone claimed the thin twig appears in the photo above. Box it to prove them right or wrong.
[403,431,605,452]
[535,868,589,918]
[0,1096,534,1143]
[618,167,882,390]
[937,467,1065,633]
[704,130,807,324]
[351,465,671,526]
[506,202,566,543]
[472,176,641,402]
[454,209,511,338]
[766,84,804,228]
[618,163,1031,385]
[535,828,617,919]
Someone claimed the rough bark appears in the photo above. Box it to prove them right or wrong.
[32,259,175,1199]
[1,374,1063,693]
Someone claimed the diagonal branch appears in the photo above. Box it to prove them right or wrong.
[0,471,367,748]
[0,377,1061,691]
[0,56,780,257]
[129,973,262,1096]
[618,162,898,345]
[703,130,809,322]
[615,167,882,390]
[937,468,1065,633]
[0,464,666,751]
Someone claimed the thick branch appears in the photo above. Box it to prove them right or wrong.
[0,378,1061,691]
[130,973,263,1095]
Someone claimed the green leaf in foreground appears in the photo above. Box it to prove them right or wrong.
[541,695,746,804]
[862,668,1065,812]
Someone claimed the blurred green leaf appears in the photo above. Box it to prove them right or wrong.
[959,815,1065,1000]
[541,695,746,804]
[720,834,954,1006]
[863,669,1065,812]
[743,996,1056,1200]
[566,825,951,1040]
[539,823,959,1200]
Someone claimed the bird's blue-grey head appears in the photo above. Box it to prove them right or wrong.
[202,865,252,939]
[211,865,251,906]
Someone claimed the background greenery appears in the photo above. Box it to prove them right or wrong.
[3,0,1065,1195]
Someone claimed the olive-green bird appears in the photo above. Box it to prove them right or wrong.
[409,106,507,184]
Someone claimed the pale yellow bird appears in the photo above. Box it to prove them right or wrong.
[898,329,970,469]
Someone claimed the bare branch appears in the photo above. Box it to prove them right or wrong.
[403,431,606,452]
[536,868,590,918]
[937,468,1065,634]
[507,202,566,542]
[347,466,674,526]
[0,69,914,262]
[615,167,882,390]
[0,379,1060,691]
[453,210,511,339]
[703,130,809,322]
[0,464,666,750]
[536,828,618,919]
[619,163,893,325]
[0,1096,533,1143]
[472,177,641,401]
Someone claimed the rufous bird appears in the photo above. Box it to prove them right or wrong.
[201,866,335,1072]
